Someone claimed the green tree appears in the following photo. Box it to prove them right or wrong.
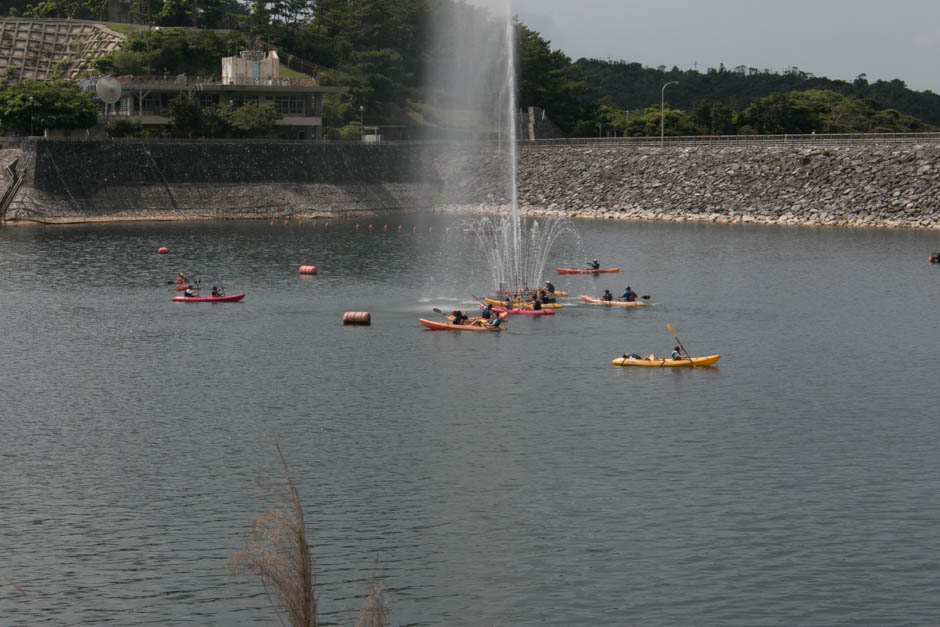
[0,80,99,135]
[624,105,697,137]
[516,22,598,135]
[167,94,204,138]
[21,0,108,19]
[232,102,280,137]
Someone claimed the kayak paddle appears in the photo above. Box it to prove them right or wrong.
[666,323,693,364]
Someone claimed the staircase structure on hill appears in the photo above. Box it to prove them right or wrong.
[0,18,126,82]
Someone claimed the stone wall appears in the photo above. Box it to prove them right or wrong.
[2,139,938,228]
[506,143,940,228]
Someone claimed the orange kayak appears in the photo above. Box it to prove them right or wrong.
[557,268,620,274]
[579,295,646,307]
[419,318,504,331]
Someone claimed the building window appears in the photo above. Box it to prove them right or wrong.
[274,95,304,115]
[199,94,218,108]
[142,95,163,115]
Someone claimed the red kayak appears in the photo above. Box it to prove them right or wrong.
[172,293,245,303]
[482,305,555,316]
[557,267,620,275]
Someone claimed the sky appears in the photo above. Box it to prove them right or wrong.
[466,0,940,93]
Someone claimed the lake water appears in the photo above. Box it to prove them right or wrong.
[1,216,939,625]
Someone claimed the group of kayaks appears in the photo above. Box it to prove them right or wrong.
[170,275,245,303]
[422,265,719,367]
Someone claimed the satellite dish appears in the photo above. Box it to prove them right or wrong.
[95,76,121,104]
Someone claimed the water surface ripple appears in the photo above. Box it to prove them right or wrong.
[1,218,938,625]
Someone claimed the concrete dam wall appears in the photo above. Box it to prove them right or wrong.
[2,139,938,228]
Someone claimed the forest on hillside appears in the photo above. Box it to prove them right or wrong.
[3,0,938,137]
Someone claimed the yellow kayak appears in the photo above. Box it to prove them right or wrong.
[483,297,562,309]
[580,295,646,307]
[612,355,720,367]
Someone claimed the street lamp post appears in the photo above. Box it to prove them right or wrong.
[660,81,678,147]
[359,105,364,141]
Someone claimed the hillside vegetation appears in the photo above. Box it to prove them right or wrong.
[5,0,938,137]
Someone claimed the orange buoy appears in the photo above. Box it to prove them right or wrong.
[343,311,371,325]
[299,265,318,275]
[157,247,169,254]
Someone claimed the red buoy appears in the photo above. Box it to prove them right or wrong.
[157,247,169,254]
[343,311,371,325]
[299,265,318,275]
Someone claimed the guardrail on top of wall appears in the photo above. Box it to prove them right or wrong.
[519,132,940,147]
[2,132,939,147]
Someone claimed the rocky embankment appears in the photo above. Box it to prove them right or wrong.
[506,143,939,228]
[2,140,938,228]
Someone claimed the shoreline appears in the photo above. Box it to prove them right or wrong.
[5,204,939,229]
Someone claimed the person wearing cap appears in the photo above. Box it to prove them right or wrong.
[590,259,600,270]
[544,280,555,294]
[601,289,613,302]
[622,286,637,302]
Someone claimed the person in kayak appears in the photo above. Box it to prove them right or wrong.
[623,352,644,360]
[602,289,613,302]
[545,280,555,294]
[175,272,188,284]
[622,286,637,302]
[532,295,542,310]
[183,286,196,298]
[590,259,600,270]
[485,314,502,327]
[211,285,224,297]
[451,310,468,325]
[481,303,494,319]
[671,346,687,360]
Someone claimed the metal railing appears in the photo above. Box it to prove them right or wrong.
[3,132,939,146]
[520,132,940,147]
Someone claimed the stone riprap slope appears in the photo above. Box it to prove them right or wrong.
[2,140,938,228]
[507,144,939,228]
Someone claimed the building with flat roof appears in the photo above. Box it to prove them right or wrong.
[108,50,347,139]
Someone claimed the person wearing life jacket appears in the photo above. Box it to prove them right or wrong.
[486,313,502,327]
[175,272,188,284]
[622,286,637,302]
[451,310,468,325]
[532,294,542,311]
[545,280,555,294]
[602,289,613,302]
[590,259,600,270]
[211,285,223,297]
[671,346,687,360]
[481,303,494,320]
